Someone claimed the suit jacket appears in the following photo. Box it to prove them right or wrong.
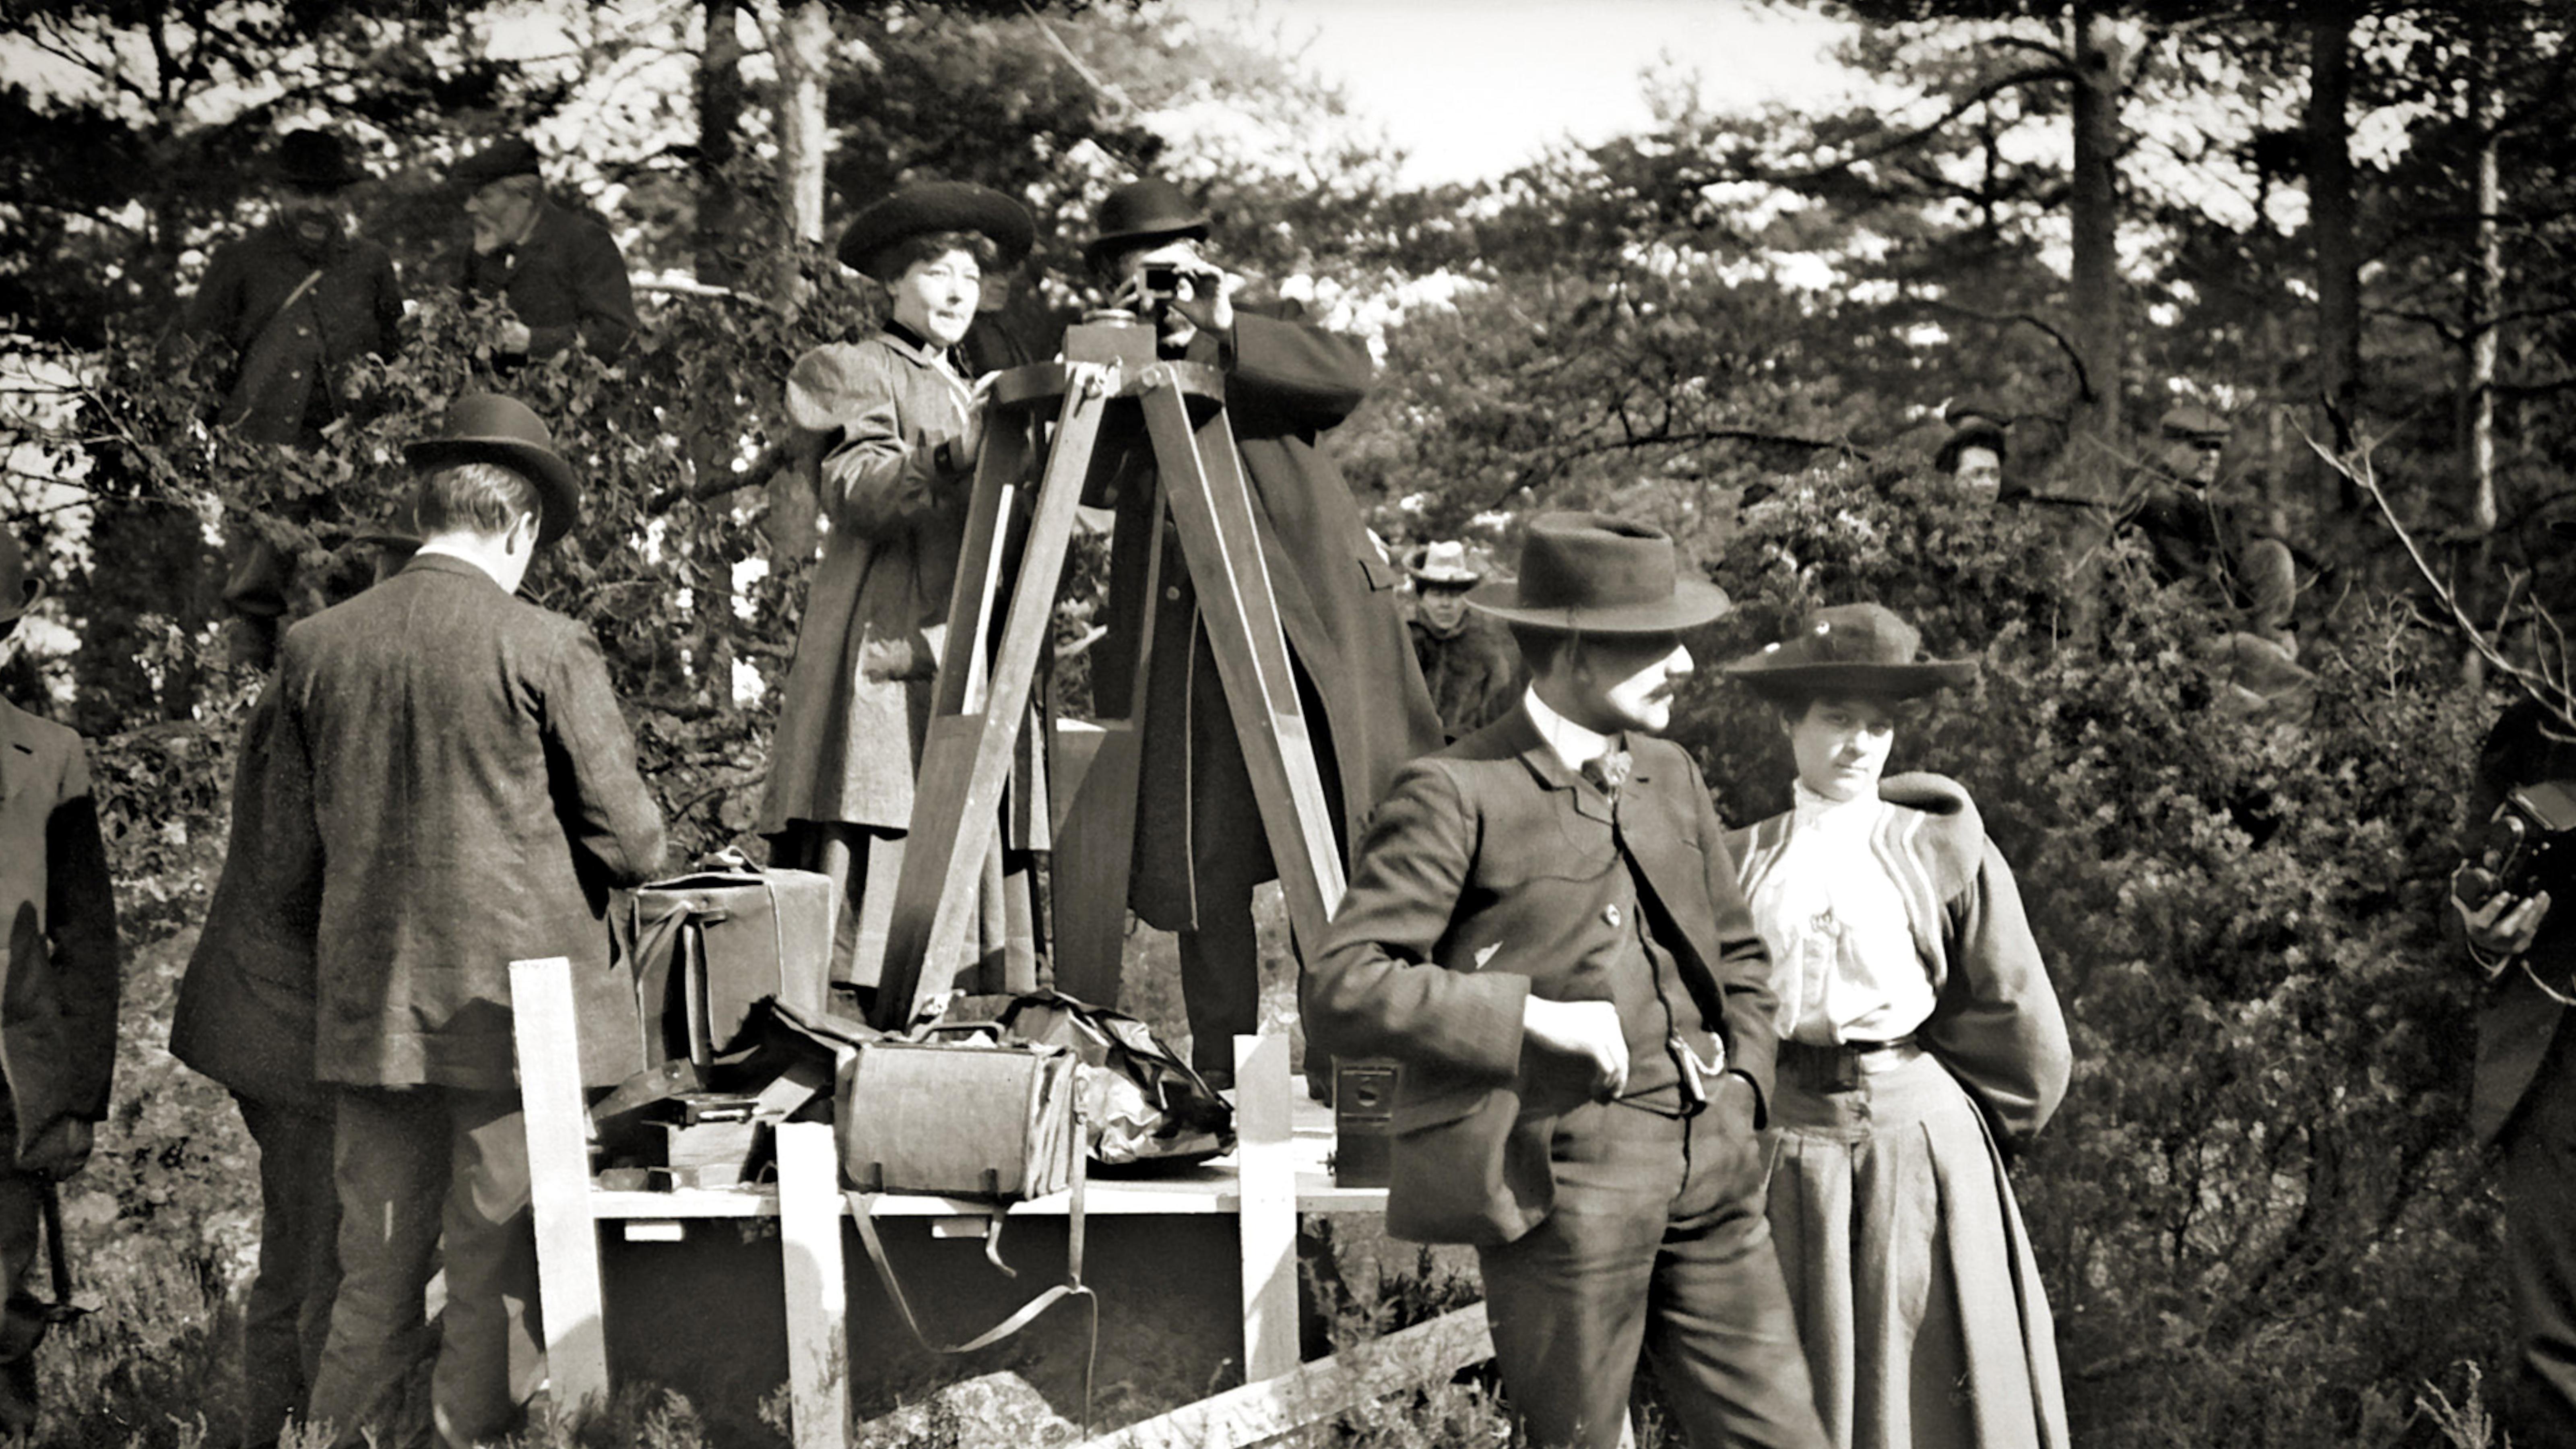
[1307,704,1780,1247]
[171,686,326,1109]
[2467,700,2576,1146]
[272,553,666,1091]
[461,199,639,359]
[0,698,120,1146]
[1094,306,1442,927]
[182,223,405,446]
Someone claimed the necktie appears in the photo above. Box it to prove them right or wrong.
[1581,749,1633,801]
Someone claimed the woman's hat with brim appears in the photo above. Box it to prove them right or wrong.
[402,393,582,547]
[0,529,41,629]
[275,129,367,194]
[837,182,1036,280]
[1084,178,1211,271]
[1465,513,1730,634]
[1726,602,1977,700]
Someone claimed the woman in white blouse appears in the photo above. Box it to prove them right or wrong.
[1723,602,2073,1449]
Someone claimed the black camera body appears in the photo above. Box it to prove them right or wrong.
[1139,262,1183,305]
[2467,780,2576,906]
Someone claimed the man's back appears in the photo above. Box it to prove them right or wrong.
[277,553,663,1091]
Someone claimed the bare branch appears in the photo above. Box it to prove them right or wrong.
[1764,68,2071,185]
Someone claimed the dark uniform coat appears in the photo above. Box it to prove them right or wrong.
[1096,307,1441,930]
[182,223,405,446]
[461,199,640,359]
[2468,699,2576,1147]
[271,553,666,1090]
[0,698,119,1150]
[1305,707,1781,1247]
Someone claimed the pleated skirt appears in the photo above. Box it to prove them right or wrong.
[1763,1046,2068,1449]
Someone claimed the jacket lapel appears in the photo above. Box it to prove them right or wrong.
[0,700,38,809]
[1500,704,1613,826]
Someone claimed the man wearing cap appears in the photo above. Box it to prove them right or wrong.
[1405,540,1519,742]
[454,138,640,361]
[281,395,665,1447]
[2453,509,2576,1449]
[0,528,120,1433]
[182,128,409,666]
[2120,402,2301,656]
[1308,514,1823,1449]
[1083,177,1442,1087]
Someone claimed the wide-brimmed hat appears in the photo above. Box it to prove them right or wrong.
[402,394,582,546]
[1406,540,1483,588]
[1465,513,1730,634]
[450,137,542,193]
[275,129,367,194]
[835,181,1035,281]
[1726,602,1977,701]
[0,529,41,629]
[1084,178,1210,271]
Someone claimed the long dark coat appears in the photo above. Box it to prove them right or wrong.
[181,223,405,446]
[461,199,640,359]
[2469,700,2576,1146]
[272,553,666,1090]
[1095,308,1441,930]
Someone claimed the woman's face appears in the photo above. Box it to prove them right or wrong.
[889,247,983,348]
[1784,694,1900,803]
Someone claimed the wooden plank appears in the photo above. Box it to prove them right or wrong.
[875,370,1115,1028]
[1234,1034,1299,1383]
[1078,1302,1492,1449]
[509,956,611,1415]
[776,1121,851,1449]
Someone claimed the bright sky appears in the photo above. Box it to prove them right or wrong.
[1173,0,1866,186]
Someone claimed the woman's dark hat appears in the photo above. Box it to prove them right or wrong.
[1466,513,1730,634]
[450,138,542,192]
[1725,602,1977,700]
[402,394,582,547]
[1934,419,2009,474]
[1084,178,1210,271]
[837,182,1035,280]
[0,529,41,628]
[275,129,367,194]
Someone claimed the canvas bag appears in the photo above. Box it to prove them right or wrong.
[835,1024,1078,1201]
[620,862,836,1077]
[998,991,1235,1168]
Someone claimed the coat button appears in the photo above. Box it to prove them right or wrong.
[297,326,312,337]
[1164,586,1182,601]
[1603,904,1621,928]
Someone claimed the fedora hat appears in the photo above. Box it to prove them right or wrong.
[275,129,366,194]
[1466,513,1730,634]
[836,181,1035,281]
[402,394,582,546]
[450,137,542,193]
[1405,539,1483,588]
[0,529,41,631]
[1725,602,1977,701]
[1084,177,1210,271]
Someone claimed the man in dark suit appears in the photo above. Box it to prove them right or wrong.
[454,138,640,361]
[1307,514,1823,1449]
[2455,512,2576,1447]
[281,395,665,1447]
[1084,178,1442,1086]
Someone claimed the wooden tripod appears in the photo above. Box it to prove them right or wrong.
[865,314,1346,1031]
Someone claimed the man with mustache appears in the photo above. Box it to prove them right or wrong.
[453,138,639,362]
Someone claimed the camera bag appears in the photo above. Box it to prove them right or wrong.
[997,991,1234,1168]
[619,864,836,1077]
[836,1024,1077,1200]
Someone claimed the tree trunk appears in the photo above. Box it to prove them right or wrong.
[2467,45,2502,538]
[774,0,832,265]
[2307,4,2361,506]
[2066,0,2126,499]
[694,0,745,287]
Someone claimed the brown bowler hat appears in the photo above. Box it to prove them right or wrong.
[1725,603,1977,701]
[1466,513,1730,634]
[1084,178,1210,271]
[402,394,582,546]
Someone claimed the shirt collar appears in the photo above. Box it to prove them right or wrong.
[1522,686,1622,776]
[1791,779,1880,830]
[410,541,516,592]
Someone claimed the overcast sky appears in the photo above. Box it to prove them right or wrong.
[1173,0,1866,185]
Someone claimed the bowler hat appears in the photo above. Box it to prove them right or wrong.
[1406,539,1484,588]
[0,529,41,630]
[1085,178,1210,271]
[275,129,366,194]
[1466,513,1730,634]
[1725,602,1977,701]
[450,138,542,193]
[2160,403,2233,443]
[402,394,582,547]
[835,181,1035,280]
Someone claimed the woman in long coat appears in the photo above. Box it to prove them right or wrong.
[758,182,1040,996]
[1722,602,2072,1449]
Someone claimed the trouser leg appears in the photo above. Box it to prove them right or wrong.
[1645,1114,1825,1449]
[310,1088,443,1449]
[2502,1040,2576,1449]
[429,1089,543,1449]
[236,1092,342,1448]
[1177,894,1260,1082]
[0,1164,45,1435]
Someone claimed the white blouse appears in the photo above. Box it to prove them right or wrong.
[1746,783,1938,1046]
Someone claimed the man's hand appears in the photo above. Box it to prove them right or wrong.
[2457,870,2553,964]
[1164,258,1237,336]
[1523,997,1627,1100]
[1713,1071,1760,1138]
[17,1119,91,1181]
[497,319,534,355]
